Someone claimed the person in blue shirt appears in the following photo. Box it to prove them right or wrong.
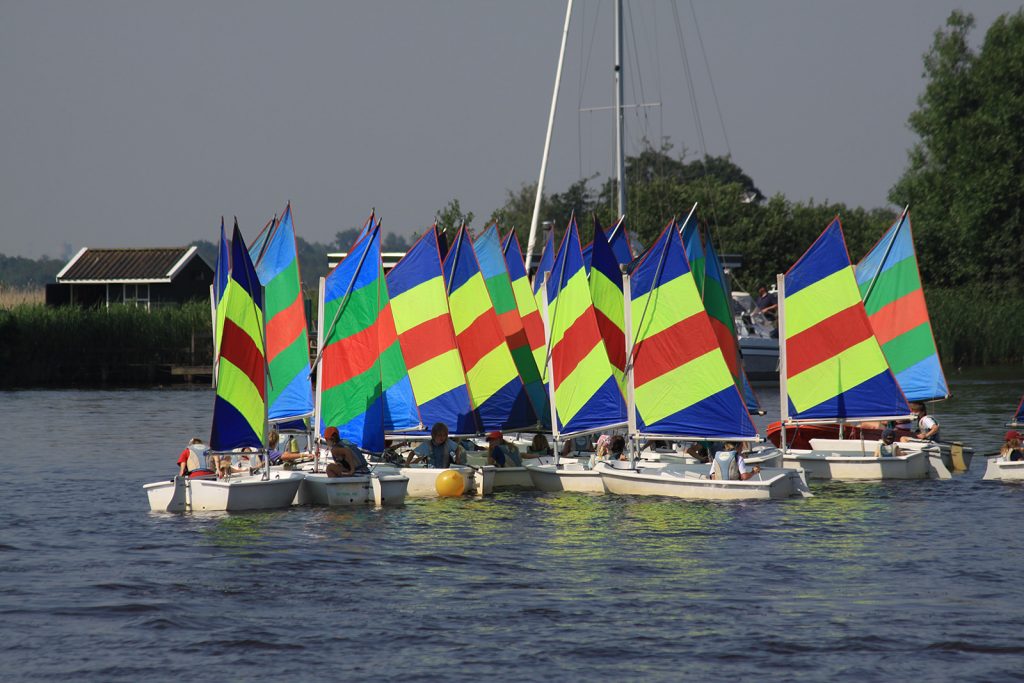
[409,422,465,468]
[486,431,522,467]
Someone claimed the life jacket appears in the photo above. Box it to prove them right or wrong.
[337,438,370,474]
[712,451,740,480]
[185,444,206,473]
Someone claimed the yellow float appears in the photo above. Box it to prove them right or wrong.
[435,469,465,497]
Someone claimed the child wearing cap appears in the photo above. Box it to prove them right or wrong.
[486,431,522,468]
[1001,430,1023,461]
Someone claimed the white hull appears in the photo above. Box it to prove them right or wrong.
[782,449,943,480]
[492,467,535,489]
[599,461,810,501]
[809,438,974,472]
[983,457,1024,482]
[144,472,304,512]
[372,465,492,497]
[301,473,409,506]
[527,462,607,493]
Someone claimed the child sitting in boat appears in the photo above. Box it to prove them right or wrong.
[708,442,761,480]
[901,402,940,442]
[408,422,466,468]
[524,433,552,458]
[874,429,902,458]
[322,426,370,477]
[176,438,215,479]
[486,431,522,467]
[1000,431,1024,461]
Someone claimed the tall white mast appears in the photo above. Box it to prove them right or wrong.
[525,0,573,271]
[614,0,626,218]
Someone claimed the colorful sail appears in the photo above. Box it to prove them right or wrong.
[629,222,756,439]
[210,224,266,451]
[679,216,705,298]
[783,218,911,422]
[855,213,949,402]
[254,203,314,424]
[387,228,477,435]
[502,230,548,393]
[588,223,626,387]
[444,226,537,431]
[474,225,547,421]
[1012,394,1024,428]
[531,230,556,309]
[248,215,276,266]
[703,234,761,413]
[318,224,418,452]
[546,217,626,435]
[583,216,633,273]
[214,218,230,306]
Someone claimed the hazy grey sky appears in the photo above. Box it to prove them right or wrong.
[2,1,1020,259]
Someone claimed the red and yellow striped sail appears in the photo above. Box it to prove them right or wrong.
[210,223,266,451]
[443,226,536,431]
[588,223,626,388]
[546,217,625,434]
[387,228,477,435]
[782,218,910,422]
[629,222,756,439]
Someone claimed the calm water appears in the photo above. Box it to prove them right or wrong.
[2,373,1023,682]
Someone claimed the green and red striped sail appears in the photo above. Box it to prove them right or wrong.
[855,212,949,402]
[444,226,537,431]
[210,224,266,451]
[387,228,477,435]
[317,224,419,452]
[474,225,546,421]
[782,218,910,422]
[588,224,626,388]
[254,203,314,425]
[502,230,548,391]
[630,221,756,439]
[546,217,626,435]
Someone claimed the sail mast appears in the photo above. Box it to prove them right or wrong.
[614,0,626,218]
[525,0,573,271]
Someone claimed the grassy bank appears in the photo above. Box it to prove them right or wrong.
[0,302,213,387]
[928,286,1022,369]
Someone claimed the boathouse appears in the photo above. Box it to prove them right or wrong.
[46,246,213,310]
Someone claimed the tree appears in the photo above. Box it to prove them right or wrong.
[434,198,474,235]
[890,10,1024,288]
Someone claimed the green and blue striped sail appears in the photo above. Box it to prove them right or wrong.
[387,228,477,435]
[855,213,949,402]
[210,224,266,451]
[255,203,314,426]
[784,219,910,421]
[630,222,756,439]
[679,216,705,298]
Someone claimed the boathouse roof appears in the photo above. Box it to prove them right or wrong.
[56,247,205,284]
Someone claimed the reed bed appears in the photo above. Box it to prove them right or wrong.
[927,286,1022,369]
[0,286,44,309]
[0,301,213,387]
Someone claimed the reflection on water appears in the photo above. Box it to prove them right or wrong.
[2,377,1024,682]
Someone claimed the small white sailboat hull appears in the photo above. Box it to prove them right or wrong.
[599,461,810,500]
[527,462,607,493]
[782,449,931,480]
[809,438,973,472]
[371,464,490,497]
[144,472,304,512]
[301,472,409,506]
[983,457,1024,482]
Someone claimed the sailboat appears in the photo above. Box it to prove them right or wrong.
[144,222,303,512]
[303,220,410,506]
[982,393,1024,482]
[597,219,809,500]
[768,210,972,470]
[528,216,629,493]
[776,218,950,481]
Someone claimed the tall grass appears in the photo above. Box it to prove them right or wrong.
[0,301,213,387]
[0,286,44,309]
[927,286,1022,369]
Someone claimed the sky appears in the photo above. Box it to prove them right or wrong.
[2,1,1021,260]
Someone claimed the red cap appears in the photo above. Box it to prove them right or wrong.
[486,430,502,441]
[323,426,340,441]
[1006,430,1022,442]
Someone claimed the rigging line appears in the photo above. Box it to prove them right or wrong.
[579,1,602,193]
[690,0,731,157]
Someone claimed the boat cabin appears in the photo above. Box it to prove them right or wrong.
[46,246,213,310]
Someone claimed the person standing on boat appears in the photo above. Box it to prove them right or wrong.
[756,286,778,324]
[901,402,940,442]
[708,442,760,480]
[323,426,370,477]
[409,422,465,468]
[486,431,522,467]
